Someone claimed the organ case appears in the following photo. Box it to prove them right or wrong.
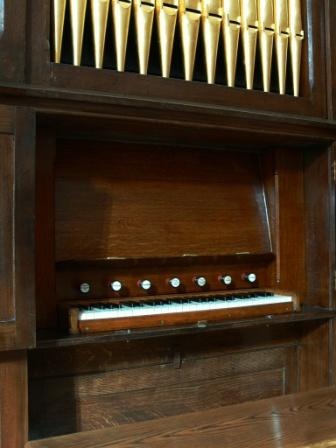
[0,0,333,446]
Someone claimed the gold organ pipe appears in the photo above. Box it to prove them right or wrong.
[202,0,222,84]
[288,0,304,97]
[258,0,274,93]
[70,0,88,65]
[156,0,179,78]
[222,0,240,87]
[241,0,258,90]
[91,0,110,68]
[274,0,289,94]
[134,0,155,75]
[112,0,132,71]
[179,0,202,81]
[53,0,67,63]
[54,0,304,96]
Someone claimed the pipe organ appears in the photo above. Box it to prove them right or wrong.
[52,0,304,94]
[1,0,336,446]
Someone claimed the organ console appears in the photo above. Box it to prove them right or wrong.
[64,290,297,334]
[52,0,304,94]
[53,146,304,337]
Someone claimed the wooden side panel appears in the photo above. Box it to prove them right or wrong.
[0,0,26,83]
[0,108,36,351]
[304,147,334,307]
[0,134,14,322]
[36,131,56,329]
[325,0,336,119]
[275,149,305,299]
[0,351,28,448]
[299,321,330,391]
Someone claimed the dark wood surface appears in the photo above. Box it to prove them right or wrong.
[0,0,26,84]
[8,108,36,350]
[55,144,271,261]
[325,0,336,120]
[0,351,28,448]
[0,133,15,322]
[28,324,303,439]
[26,386,336,448]
[0,107,36,351]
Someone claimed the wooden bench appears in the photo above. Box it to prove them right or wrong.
[26,387,336,448]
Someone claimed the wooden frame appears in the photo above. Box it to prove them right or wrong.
[26,0,327,118]
[0,0,27,83]
[0,107,36,352]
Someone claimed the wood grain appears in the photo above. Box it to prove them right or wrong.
[0,108,36,351]
[0,134,15,322]
[35,130,56,329]
[0,105,15,134]
[0,351,28,448]
[304,148,334,308]
[0,0,26,83]
[56,258,272,303]
[28,343,297,438]
[26,387,336,448]
[55,144,271,261]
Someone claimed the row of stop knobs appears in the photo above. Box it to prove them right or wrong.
[79,273,257,294]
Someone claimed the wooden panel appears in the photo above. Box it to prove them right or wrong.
[304,147,334,307]
[0,105,15,134]
[25,387,336,448]
[28,328,300,439]
[56,261,272,302]
[325,0,336,119]
[36,130,56,329]
[275,149,305,298]
[30,324,304,378]
[29,369,285,437]
[55,143,271,261]
[29,339,176,379]
[0,351,28,448]
[0,0,26,83]
[0,108,36,351]
[0,134,14,322]
[299,321,330,391]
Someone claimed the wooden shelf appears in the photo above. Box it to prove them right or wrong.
[56,253,275,269]
[35,306,336,349]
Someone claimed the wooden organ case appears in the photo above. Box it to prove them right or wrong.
[0,0,336,447]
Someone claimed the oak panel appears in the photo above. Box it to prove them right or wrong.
[0,134,14,322]
[29,339,298,439]
[55,143,271,261]
[0,351,28,448]
[26,387,336,448]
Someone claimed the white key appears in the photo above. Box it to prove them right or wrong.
[79,294,293,321]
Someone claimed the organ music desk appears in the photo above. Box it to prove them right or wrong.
[26,387,336,448]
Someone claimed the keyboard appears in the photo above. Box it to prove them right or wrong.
[65,290,297,334]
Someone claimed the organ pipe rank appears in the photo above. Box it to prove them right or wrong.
[52,0,304,95]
